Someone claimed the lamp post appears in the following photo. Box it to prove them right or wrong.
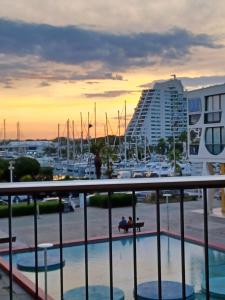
[8,161,14,205]
[172,121,178,176]
[38,243,53,300]
[8,160,14,184]
[163,193,172,231]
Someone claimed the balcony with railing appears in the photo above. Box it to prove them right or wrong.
[0,176,225,299]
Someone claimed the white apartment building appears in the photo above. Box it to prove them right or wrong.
[126,78,187,146]
[187,84,225,175]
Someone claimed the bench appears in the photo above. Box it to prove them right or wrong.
[0,236,16,244]
[118,222,144,233]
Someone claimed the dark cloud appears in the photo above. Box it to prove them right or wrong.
[86,81,100,85]
[38,81,51,87]
[0,19,221,70]
[84,89,137,98]
[138,75,225,90]
[68,72,125,81]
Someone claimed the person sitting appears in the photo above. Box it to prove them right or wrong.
[118,216,128,232]
[127,216,133,227]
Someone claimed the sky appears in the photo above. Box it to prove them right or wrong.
[0,0,225,139]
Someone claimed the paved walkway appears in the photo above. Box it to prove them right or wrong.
[0,199,225,299]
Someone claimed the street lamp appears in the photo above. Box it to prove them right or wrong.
[8,160,14,183]
[8,161,15,205]
[38,243,53,300]
[172,121,178,176]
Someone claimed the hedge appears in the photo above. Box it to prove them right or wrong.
[89,193,136,208]
[0,201,62,218]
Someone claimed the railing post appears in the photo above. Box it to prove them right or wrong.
[33,194,39,299]
[108,192,113,300]
[180,189,186,299]
[59,196,64,300]
[203,188,210,300]
[132,190,137,299]
[84,193,89,300]
[156,189,162,300]
[8,195,13,300]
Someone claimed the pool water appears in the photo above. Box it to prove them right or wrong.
[4,234,225,299]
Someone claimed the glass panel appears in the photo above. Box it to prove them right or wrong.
[221,94,225,102]
[189,114,201,125]
[222,127,225,145]
[213,95,220,110]
[205,127,225,155]
[213,127,221,144]
[188,98,202,112]
[206,96,213,111]
[204,112,221,123]
[205,128,212,144]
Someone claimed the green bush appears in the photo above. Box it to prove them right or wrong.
[0,201,62,218]
[89,193,136,208]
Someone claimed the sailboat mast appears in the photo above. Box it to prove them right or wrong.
[57,123,60,161]
[87,112,90,152]
[80,112,83,156]
[17,121,20,141]
[66,119,70,164]
[72,120,75,161]
[124,100,127,163]
[94,102,96,143]
[118,110,121,157]
[3,119,6,146]
[105,112,109,146]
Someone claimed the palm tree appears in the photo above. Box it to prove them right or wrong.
[101,145,117,179]
[90,141,104,179]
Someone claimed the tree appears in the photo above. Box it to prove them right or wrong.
[101,145,117,179]
[90,141,104,179]
[0,158,9,182]
[14,157,40,181]
[37,167,53,181]
[156,138,167,155]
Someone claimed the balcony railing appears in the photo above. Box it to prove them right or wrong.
[0,175,225,299]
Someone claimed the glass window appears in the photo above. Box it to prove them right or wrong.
[214,127,221,144]
[189,114,201,125]
[188,98,201,112]
[204,112,221,124]
[221,94,225,102]
[205,127,225,155]
[205,94,221,111]
[205,128,213,144]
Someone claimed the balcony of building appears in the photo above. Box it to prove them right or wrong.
[0,176,225,299]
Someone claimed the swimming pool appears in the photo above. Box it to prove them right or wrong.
[3,234,225,299]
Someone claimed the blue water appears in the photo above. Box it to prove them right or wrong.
[4,234,225,299]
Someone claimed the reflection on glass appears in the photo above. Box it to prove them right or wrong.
[205,127,225,155]
[188,98,202,113]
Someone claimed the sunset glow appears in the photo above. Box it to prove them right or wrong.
[0,1,225,139]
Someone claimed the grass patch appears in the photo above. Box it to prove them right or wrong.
[89,193,136,208]
[0,201,62,218]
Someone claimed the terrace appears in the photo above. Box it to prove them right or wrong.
[0,176,225,299]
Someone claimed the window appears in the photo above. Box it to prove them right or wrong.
[188,98,202,113]
[204,112,221,124]
[205,94,222,111]
[189,128,202,155]
[205,126,225,155]
[189,114,201,125]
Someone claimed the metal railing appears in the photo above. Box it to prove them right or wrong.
[1,175,225,299]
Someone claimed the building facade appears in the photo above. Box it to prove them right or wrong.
[126,78,187,146]
[187,84,225,175]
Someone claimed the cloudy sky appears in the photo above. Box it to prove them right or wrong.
[0,0,225,139]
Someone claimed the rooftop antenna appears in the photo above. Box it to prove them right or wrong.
[171,74,176,80]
